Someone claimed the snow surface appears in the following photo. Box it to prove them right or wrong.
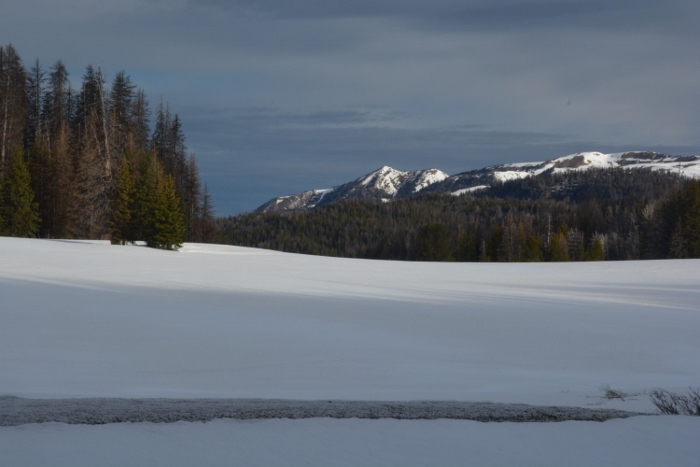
[2,417,699,467]
[1,237,699,465]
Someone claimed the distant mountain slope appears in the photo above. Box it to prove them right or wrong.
[255,151,700,213]
[424,151,700,196]
[256,167,448,212]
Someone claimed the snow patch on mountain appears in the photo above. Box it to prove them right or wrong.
[409,168,450,193]
[493,171,533,182]
[452,185,489,196]
[509,151,699,178]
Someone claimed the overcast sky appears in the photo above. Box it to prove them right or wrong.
[2,0,699,214]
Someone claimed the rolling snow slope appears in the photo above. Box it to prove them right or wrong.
[1,237,700,466]
[1,237,698,408]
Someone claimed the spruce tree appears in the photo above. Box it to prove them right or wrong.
[109,151,136,244]
[132,151,158,242]
[149,172,185,250]
[129,153,184,250]
[1,149,40,237]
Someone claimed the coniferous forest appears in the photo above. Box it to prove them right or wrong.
[0,43,215,249]
[218,168,700,262]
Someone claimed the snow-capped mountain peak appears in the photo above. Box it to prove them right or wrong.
[256,166,448,212]
[358,166,406,195]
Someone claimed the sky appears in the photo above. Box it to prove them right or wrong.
[2,0,699,215]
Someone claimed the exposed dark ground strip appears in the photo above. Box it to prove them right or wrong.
[0,397,649,426]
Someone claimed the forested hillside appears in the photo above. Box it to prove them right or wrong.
[0,43,215,249]
[219,169,700,262]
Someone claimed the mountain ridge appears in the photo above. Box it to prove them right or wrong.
[255,151,700,213]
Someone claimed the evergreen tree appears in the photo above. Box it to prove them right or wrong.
[521,235,543,262]
[43,60,70,148]
[149,172,185,250]
[74,65,101,142]
[132,151,158,242]
[1,149,39,237]
[548,232,570,261]
[130,90,150,152]
[25,59,44,148]
[0,44,28,172]
[109,71,136,153]
[584,238,606,261]
[152,98,169,154]
[183,153,202,241]
[109,151,136,244]
[199,182,217,243]
[129,153,184,250]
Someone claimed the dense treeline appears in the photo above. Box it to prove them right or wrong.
[218,168,700,262]
[0,43,215,248]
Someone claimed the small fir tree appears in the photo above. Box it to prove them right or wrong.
[548,232,570,261]
[1,149,40,237]
[149,172,185,250]
[585,238,606,261]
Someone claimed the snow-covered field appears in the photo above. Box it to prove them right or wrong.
[1,237,699,466]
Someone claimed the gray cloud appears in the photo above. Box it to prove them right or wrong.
[1,0,698,214]
[186,106,698,214]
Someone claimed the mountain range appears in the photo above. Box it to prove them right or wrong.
[255,151,700,213]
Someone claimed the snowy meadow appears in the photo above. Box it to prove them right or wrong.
[1,237,699,466]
